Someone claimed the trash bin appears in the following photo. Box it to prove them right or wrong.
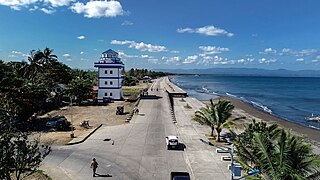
[228,163,241,177]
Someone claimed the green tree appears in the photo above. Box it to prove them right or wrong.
[233,120,280,169]
[194,99,234,141]
[66,78,92,104]
[234,121,320,180]
[214,99,235,142]
[0,110,50,180]
[39,47,58,65]
[194,99,217,136]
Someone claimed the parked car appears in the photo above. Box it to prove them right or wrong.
[46,115,71,130]
[166,136,179,150]
[170,172,190,180]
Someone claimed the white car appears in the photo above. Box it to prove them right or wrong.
[166,136,179,150]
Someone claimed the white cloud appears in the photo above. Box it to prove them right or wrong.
[312,55,320,62]
[40,7,55,14]
[199,46,229,55]
[260,48,277,54]
[11,50,22,54]
[77,35,85,40]
[183,55,198,64]
[279,48,317,57]
[70,0,123,18]
[177,25,234,37]
[258,58,277,64]
[44,0,74,7]
[162,56,181,64]
[118,51,138,59]
[148,58,159,64]
[80,51,84,54]
[0,0,38,10]
[29,5,38,11]
[238,59,245,63]
[111,40,168,53]
[63,53,71,57]
[296,58,304,62]
[295,49,317,57]
[121,20,133,26]
[141,54,153,59]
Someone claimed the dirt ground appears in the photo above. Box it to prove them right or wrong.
[34,101,136,146]
[34,81,150,146]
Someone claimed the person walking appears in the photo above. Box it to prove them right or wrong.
[90,158,98,177]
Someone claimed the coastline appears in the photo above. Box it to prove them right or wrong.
[217,96,320,143]
[167,76,320,148]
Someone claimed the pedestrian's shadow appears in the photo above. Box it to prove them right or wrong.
[95,173,112,177]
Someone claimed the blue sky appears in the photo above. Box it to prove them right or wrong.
[1,0,320,70]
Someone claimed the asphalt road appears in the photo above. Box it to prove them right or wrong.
[42,78,189,179]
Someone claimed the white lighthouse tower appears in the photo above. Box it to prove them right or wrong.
[94,49,124,101]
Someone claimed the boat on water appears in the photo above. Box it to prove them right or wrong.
[306,114,320,122]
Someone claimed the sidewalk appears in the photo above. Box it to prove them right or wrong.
[173,96,232,180]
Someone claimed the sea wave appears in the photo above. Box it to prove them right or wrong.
[226,92,238,98]
[202,86,209,93]
[250,101,272,114]
[308,125,320,130]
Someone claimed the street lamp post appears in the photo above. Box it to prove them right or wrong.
[230,144,260,180]
[70,96,76,138]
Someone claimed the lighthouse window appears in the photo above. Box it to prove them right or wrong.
[110,70,113,74]
[104,81,108,85]
[110,81,113,85]
[110,92,113,96]
[104,70,108,74]
[104,92,108,96]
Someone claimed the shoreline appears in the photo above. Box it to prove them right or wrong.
[217,95,320,143]
[167,76,320,144]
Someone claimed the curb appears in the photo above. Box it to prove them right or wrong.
[67,124,103,145]
[126,95,142,122]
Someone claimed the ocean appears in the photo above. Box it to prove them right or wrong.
[170,75,320,130]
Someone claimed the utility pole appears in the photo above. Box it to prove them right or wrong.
[70,96,75,138]
[230,144,234,180]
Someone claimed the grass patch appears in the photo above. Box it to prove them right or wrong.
[123,87,142,100]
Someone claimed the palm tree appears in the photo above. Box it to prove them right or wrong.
[40,47,58,65]
[214,99,234,142]
[234,120,281,171]
[194,99,217,136]
[194,99,235,141]
[235,121,320,180]
[253,129,320,179]
[26,50,42,81]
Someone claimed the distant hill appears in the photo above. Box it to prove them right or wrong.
[155,68,320,77]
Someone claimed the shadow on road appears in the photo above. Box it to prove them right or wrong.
[200,138,214,146]
[140,95,162,100]
[169,143,186,151]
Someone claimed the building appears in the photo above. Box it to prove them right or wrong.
[94,49,124,101]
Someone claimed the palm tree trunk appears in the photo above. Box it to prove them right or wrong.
[211,126,214,137]
[216,128,221,142]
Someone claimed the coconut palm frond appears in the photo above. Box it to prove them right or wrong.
[253,133,276,177]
